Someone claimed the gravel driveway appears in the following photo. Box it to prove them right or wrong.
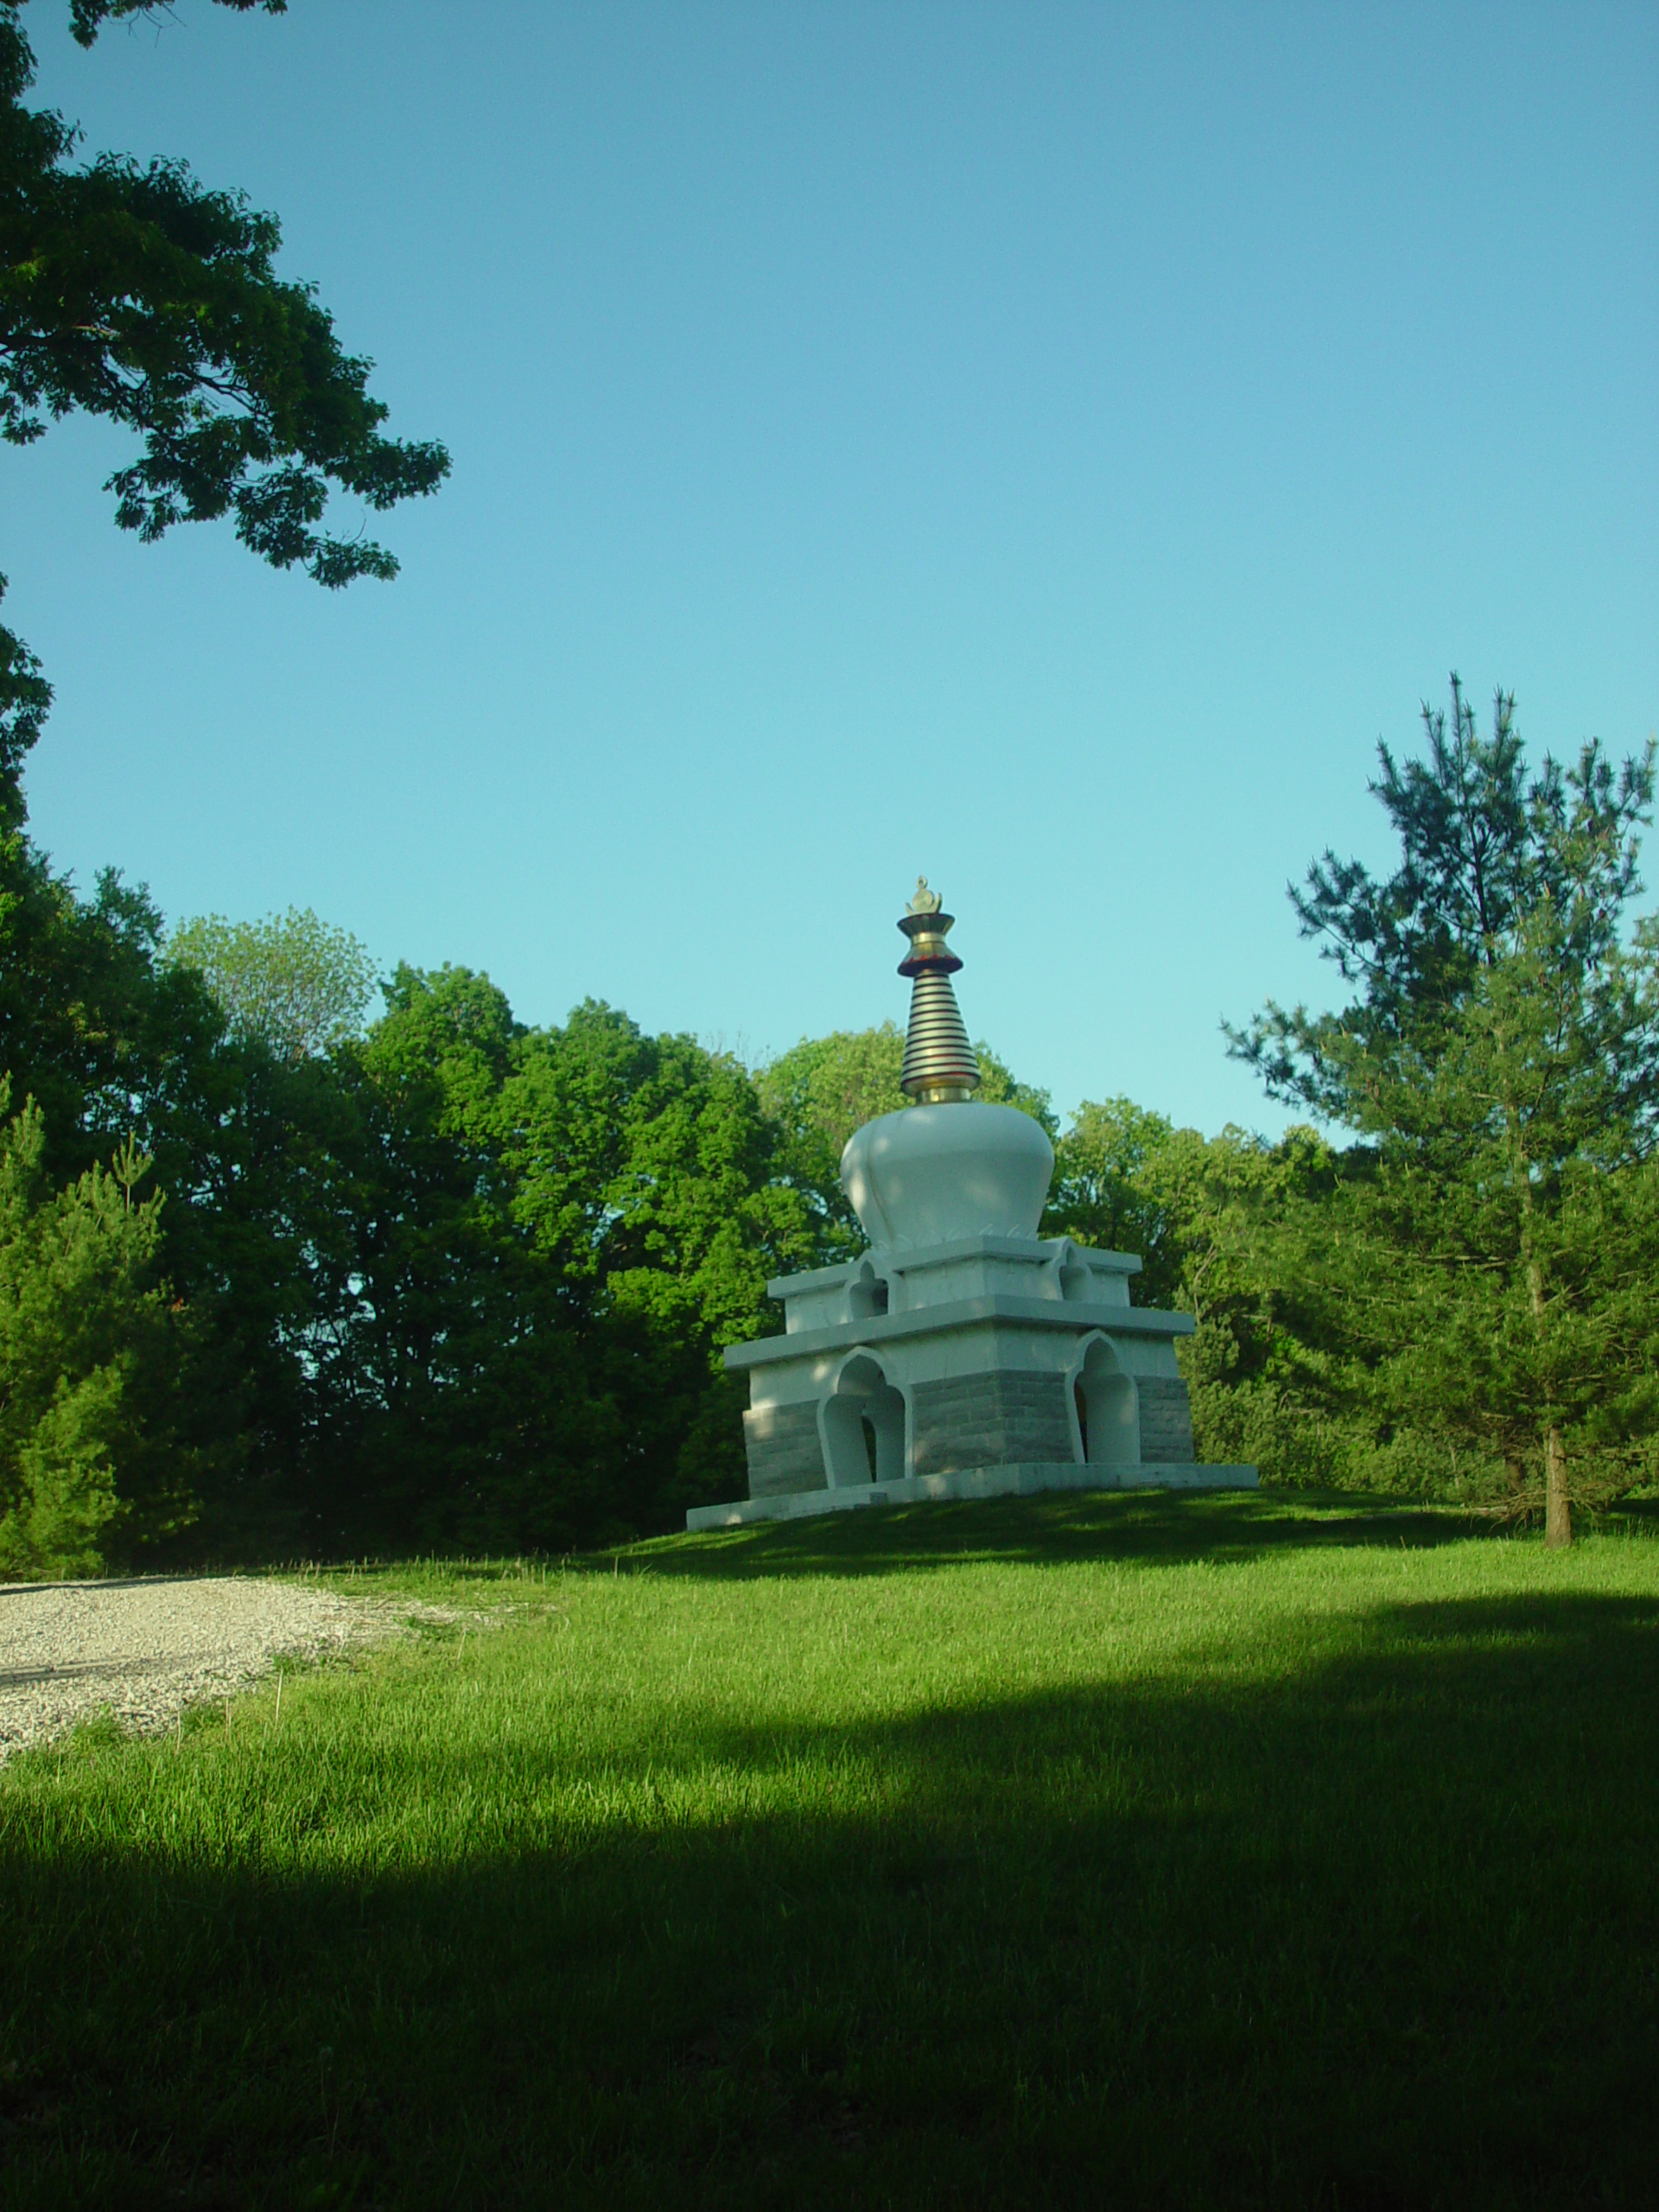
[0,1575,412,1761]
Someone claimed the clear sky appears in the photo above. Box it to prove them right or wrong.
[10,0,1657,1134]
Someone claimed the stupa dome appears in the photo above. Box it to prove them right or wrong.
[838,881,1054,1245]
[841,1100,1054,1249]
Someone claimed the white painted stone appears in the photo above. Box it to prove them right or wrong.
[696,1082,1255,1525]
[841,1103,1055,1248]
[685,1460,1260,1532]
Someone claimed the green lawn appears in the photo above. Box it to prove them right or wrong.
[3,1492,1657,2208]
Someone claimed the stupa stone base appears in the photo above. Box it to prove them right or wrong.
[685,1459,1258,1532]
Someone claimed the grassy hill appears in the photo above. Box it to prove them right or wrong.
[3,1492,1657,2208]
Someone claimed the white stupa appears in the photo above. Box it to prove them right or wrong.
[687,881,1255,1530]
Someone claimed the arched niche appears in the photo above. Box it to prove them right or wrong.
[819,1351,907,1489]
[1067,1334,1140,1465]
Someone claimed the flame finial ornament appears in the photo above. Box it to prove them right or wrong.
[896,882,981,1103]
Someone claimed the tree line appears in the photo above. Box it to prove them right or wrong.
[6,667,1659,1574]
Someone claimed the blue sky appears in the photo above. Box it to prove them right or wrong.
[10,0,1656,1133]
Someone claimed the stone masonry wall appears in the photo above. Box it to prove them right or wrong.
[910,1370,1075,1477]
[743,1402,826,1498]
[1136,1376,1196,1464]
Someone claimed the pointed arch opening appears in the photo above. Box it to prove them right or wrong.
[819,1351,907,1489]
[1069,1335,1139,1465]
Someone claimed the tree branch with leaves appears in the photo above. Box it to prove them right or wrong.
[1230,678,1659,1543]
[0,0,448,800]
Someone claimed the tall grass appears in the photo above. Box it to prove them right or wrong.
[3,1492,1656,2208]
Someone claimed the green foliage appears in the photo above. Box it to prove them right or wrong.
[310,967,613,1553]
[0,575,49,817]
[67,2,285,44]
[1045,1102,1372,1485]
[0,1085,168,1575]
[1232,678,1659,1534]
[168,906,376,1062]
[0,0,446,800]
[0,850,827,1556]
[156,969,826,1557]
[0,0,461,1563]
[757,1023,906,1194]
[0,830,222,1189]
[0,1,446,578]
[502,996,815,1342]
[1045,1096,1185,1300]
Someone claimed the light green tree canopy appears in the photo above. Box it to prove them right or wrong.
[168,907,377,1062]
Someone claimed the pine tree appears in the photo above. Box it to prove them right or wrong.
[0,1086,167,1576]
[1233,679,1659,1543]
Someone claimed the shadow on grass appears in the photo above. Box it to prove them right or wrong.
[634,1487,1505,1580]
[3,1590,1656,2209]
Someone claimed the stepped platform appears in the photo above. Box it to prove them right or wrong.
[686,1458,1258,1531]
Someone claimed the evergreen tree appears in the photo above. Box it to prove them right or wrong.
[1233,678,1659,1542]
[0,1087,170,1575]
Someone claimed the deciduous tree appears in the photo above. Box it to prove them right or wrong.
[0,1084,171,1574]
[168,907,377,1063]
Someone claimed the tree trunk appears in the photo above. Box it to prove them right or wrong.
[1543,1425,1572,1549]
[1513,1119,1570,1551]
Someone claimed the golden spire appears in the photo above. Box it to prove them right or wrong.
[897,880,981,1104]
